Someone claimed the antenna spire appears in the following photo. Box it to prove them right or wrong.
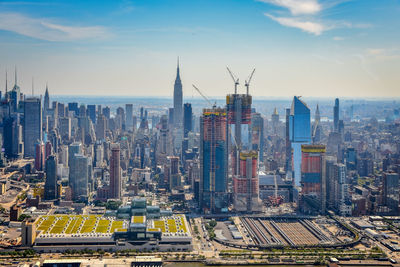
[5,70,8,95]
[14,66,17,86]
[32,77,34,96]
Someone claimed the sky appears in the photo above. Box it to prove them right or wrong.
[0,0,399,98]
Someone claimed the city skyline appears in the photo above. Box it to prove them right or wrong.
[0,0,399,98]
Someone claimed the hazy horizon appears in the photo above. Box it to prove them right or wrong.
[0,0,399,98]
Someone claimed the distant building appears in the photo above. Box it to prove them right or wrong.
[183,103,192,137]
[24,97,42,158]
[334,98,339,132]
[173,60,183,127]
[69,154,89,201]
[383,172,400,215]
[126,104,133,131]
[44,155,58,200]
[109,144,121,199]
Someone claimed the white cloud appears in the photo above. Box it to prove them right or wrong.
[333,36,344,41]
[258,0,321,15]
[265,13,325,35]
[0,12,108,42]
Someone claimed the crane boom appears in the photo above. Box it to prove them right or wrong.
[192,84,213,107]
[226,67,239,94]
[245,68,256,95]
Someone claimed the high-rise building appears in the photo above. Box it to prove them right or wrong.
[96,115,106,141]
[271,107,279,135]
[10,69,20,112]
[59,117,71,141]
[183,103,192,138]
[227,91,261,212]
[173,59,183,127]
[251,112,264,162]
[69,153,89,201]
[3,114,21,159]
[200,107,228,213]
[125,104,133,131]
[43,84,50,117]
[44,155,57,200]
[312,104,322,143]
[383,172,400,215]
[285,108,292,175]
[24,97,42,158]
[300,145,326,214]
[289,96,311,186]
[109,144,121,199]
[87,104,96,124]
[34,142,45,171]
[334,98,339,132]
[68,102,79,116]
[159,115,169,155]
[68,142,82,170]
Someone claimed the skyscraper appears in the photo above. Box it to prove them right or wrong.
[43,84,50,117]
[125,104,133,131]
[68,142,82,170]
[87,104,96,124]
[24,97,42,158]
[173,59,183,127]
[227,90,261,212]
[69,153,89,201]
[271,107,279,135]
[334,98,339,132]
[300,144,326,214]
[312,104,322,143]
[34,141,45,171]
[251,112,264,162]
[44,155,57,200]
[183,103,192,137]
[200,107,228,213]
[109,143,121,199]
[289,96,311,186]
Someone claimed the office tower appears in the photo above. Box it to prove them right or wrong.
[199,107,228,213]
[271,107,279,135]
[334,163,351,216]
[251,112,264,162]
[68,142,82,169]
[57,102,65,118]
[125,104,133,130]
[168,156,181,191]
[334,98,339,132]
[59,117,71,141]
[109,144,121,199]
[183,103,192,138]
[289,96,311,186]
[34,142,45,171]
[44,155,57,200]
[173,59,183,127]
[102,106,110,120]
[87,104,96,124]
[96,115,106,141]
[3,114,21,159]
[132,115,137,132]
[45,141,52,159]
[159,115,169,154]
[24,97,42,158]
[312,104,322,143]
[300,145,326,214]
[383,173,400,215]
[43,84,49,117]
[10,69,20,112]
[68,102,79,116]
[69,154,89,201]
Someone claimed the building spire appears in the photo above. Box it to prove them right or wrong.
[5,70,8,95]
[14,66,17,86]
[175,56,181,83]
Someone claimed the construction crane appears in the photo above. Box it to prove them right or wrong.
[192,84,216,108]
[244,68,255,95]
[226,67,239,94]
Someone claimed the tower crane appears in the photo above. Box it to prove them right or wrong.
[226,67,239,94]
[192,84,216,108]
[244,68,255,95]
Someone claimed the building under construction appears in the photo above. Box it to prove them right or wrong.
[199,107,228,213]
[227,92,262,212]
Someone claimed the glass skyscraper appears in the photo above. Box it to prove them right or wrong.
[289,96,311,186]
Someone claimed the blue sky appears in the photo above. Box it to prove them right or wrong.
[0,0,399,98]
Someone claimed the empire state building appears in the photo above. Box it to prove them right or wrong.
[173,59,183,127]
